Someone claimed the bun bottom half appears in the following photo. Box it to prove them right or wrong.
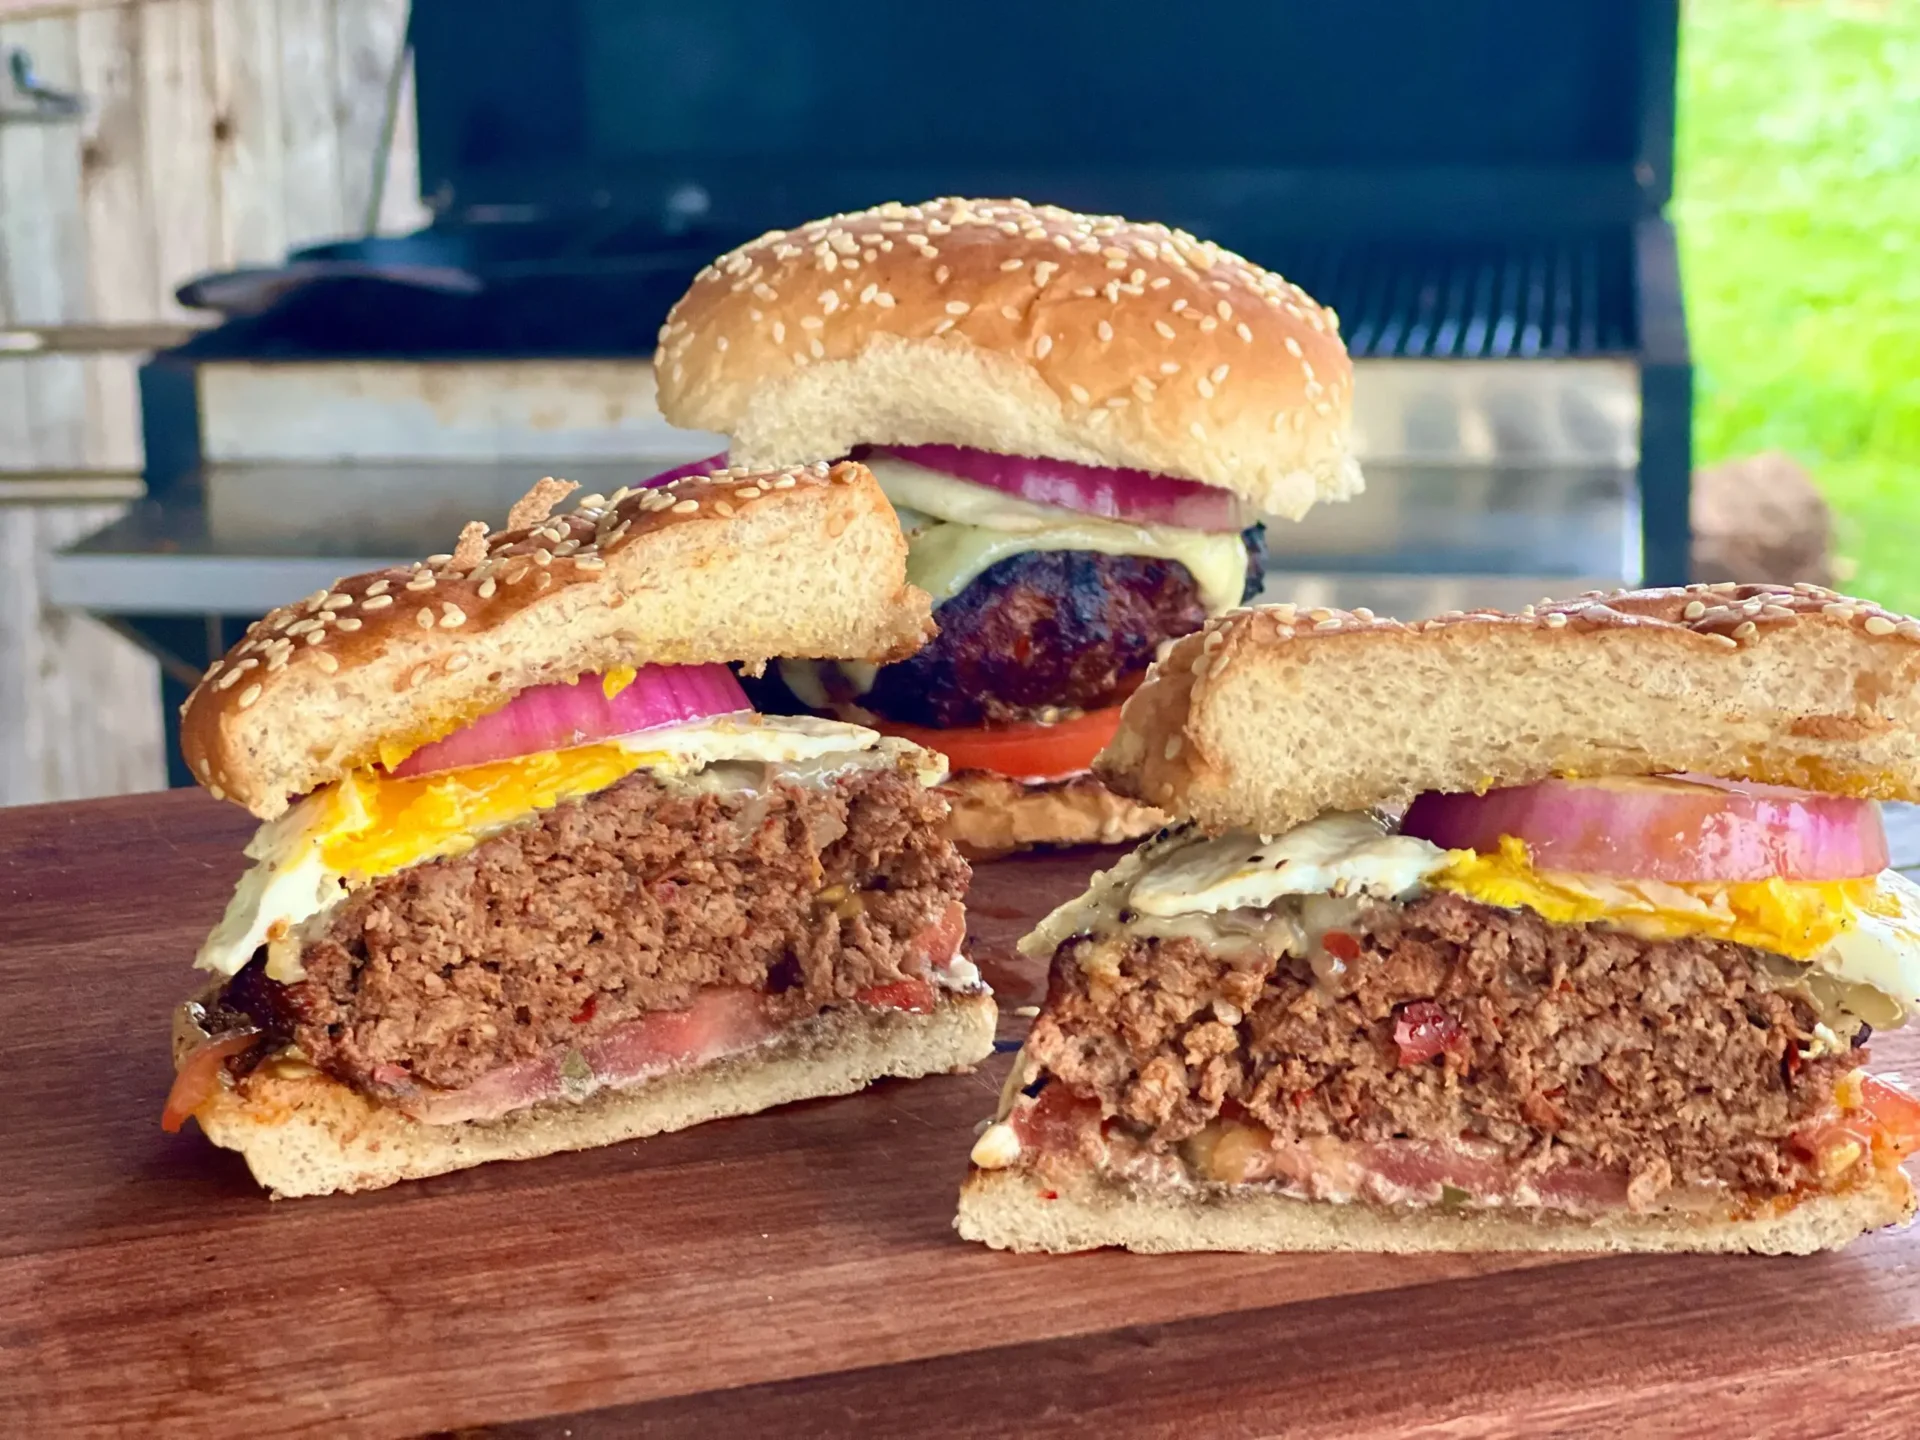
[940,770,1165,859]
[955,1164,1916,1256]
[187,991,996,1198]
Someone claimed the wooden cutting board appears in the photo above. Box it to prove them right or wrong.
[5,790,1920,1437]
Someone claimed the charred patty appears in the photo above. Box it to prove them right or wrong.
[789,526,1266,729]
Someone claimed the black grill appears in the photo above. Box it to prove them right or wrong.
[1267,234,1636,360]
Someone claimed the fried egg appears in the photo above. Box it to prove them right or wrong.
[196,715,909,981]
[1121,814,1920,1019]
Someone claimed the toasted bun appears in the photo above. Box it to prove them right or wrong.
[956,1165,1916,1256]
[939,770,1164,860]
[182,462,936,818]
[655,198,1359,520]
[183,992,995,1198]
[1100,583,1920,836]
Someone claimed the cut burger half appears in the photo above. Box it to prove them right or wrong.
[957,584,1920,1254]
[166,461,996,1198]
[653,197,1359,856]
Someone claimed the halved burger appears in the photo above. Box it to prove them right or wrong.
[653,197,1360,856]
[959,584,1920,1253]
[166,462,995,1197]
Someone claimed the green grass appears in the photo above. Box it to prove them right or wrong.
[1675,0,1920,610]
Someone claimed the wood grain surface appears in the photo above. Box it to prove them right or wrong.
[4,788,1920,1438]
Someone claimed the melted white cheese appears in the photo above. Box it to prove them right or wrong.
[863,454,1251,616]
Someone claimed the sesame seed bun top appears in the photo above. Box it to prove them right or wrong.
[181,462,935,819]
[1099,583,1920,836]
[655,198,1360,521]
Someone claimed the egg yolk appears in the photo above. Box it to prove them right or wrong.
[314,743,669,880]
[1433,836,1880,961]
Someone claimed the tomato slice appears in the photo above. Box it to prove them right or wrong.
[1861,1075,1920,1163]
[161,1032,260,1133]
[873,706,1126,780]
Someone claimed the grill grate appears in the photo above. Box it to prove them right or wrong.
[1263,233,1636,360]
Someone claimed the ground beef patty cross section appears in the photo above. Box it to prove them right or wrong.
[1025,892,1852,1199]
[233,762,969,1093]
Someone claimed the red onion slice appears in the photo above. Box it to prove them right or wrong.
[870,443,1249,532]
[390,664,751,778]
[1401,774,1889,883]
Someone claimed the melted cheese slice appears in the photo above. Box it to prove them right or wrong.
[863,454,1250,616]
[195,715,907,980]
[1105,816,1920,1019]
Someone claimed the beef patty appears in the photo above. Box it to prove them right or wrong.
[224,760,969,1094]
[825,526,1267,728]
[1025,892,1856,1199]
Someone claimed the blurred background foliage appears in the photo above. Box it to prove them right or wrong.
[1677,0,1920,609]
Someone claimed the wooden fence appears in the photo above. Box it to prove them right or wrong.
[0,0,426,804]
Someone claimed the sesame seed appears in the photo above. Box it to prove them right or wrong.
[1235,322,1253,343]
[1164,736,1184,761]
[1197,377,1216,398]
[1683,600,1707,620]
[1705,633,1739,649]
[313,652,339,674]
[1000,257,1024,271]
[1032,261,1058,287]
[772,321,786,343]
[1068,383,1091,405]
[441,604,466,627]
[1284,337,1304,357]
[361,594,394,610]
[406,573,435,592]
[1189,421,1207,440]
[1216,300,1233,320]
[417,608,435,629]
[237,684,262,710]
[410,664,432,688]
[1544,613,1569,629]
[945,300,970,316]
[445,652,472,672]
[874,292,896,308]
[1897,621,1920,640]
[1211,364,1230,384]
[935,266,951,285]
[1866,615,1897,636]
[809,338,825,358]
[799,315,823,330]
[1097,320,1114,342]
[1154,321,1177,340]
[1313,618,1342,632]
[1734,620,1760,641]
[1160,361,1181,375]
[321,592,352,610]
[672,499,700,515]
[335,617,362,632]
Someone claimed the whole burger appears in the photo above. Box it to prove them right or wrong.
[654,197,1361,856]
